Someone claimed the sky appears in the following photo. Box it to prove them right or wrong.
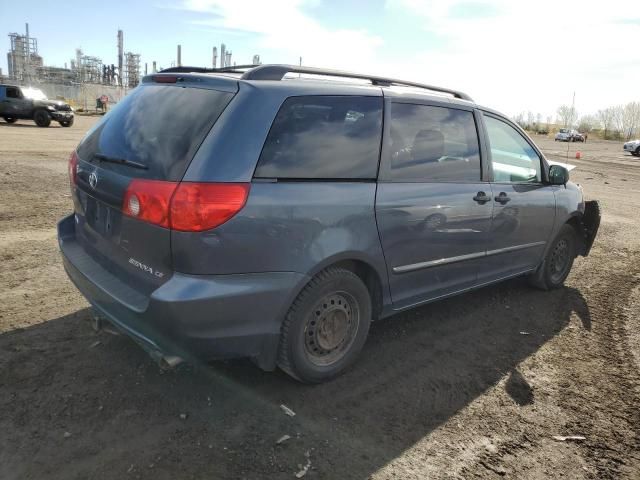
[1,0,638,119]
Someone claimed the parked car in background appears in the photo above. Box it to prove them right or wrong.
[58,64,601,383]
[624,139,640,156]
[0,84,74,127]
[555,128,584,142]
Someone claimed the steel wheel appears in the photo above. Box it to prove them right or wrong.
[304,292,360,366]
[277,267,371,383]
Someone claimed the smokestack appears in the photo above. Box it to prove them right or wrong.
[117,30,124,86]
[152,61,157,73]
[220,43,226,67]
[212,47,218,68]
[177,45,182,67]
[145,63,148,75]
[25,23,30,64]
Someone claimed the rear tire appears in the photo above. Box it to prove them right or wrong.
[277,267,371,383]
[3,117,17,124]
[529,224,577,290]
[34,110,51,127]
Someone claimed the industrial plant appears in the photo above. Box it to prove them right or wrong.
[1,23,261,109]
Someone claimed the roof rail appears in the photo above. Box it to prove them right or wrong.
[240,64,473,101]
[159,64,259,74]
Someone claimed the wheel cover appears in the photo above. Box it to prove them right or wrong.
[304,292,360,366]
[549,238,570,283]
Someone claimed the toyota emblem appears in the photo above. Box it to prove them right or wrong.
[89,171,98,189]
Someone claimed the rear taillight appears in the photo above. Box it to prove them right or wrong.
[122,180,250,232]
[123,179,178,228]
[68,151,78,186]
[170,183,250,232]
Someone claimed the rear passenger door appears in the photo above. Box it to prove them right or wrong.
[376,101,494,309]
[480,113,556,281]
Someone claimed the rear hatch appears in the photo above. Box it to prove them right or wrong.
[71,79,236,295]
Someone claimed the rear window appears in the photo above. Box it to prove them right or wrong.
[77,85,234,180]
[254,96,383,179]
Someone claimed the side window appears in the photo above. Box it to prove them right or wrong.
[6,87,20,99]
[385,103,481,182]
[254,96,383,179]
[484,115,542,183]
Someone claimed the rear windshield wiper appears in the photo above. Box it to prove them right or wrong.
[93,153,148,170]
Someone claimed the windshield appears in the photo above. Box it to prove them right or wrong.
[21,87,48,100]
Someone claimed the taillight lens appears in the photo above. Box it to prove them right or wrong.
[68,151,78,186]
[122,180,250,232]
[123,179,178,228]
[170,183,250,232]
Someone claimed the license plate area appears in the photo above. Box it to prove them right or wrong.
[85,195,116,238]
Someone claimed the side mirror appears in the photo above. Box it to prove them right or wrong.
[549,165,569,185]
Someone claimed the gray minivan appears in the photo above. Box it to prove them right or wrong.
[58,64,600,383]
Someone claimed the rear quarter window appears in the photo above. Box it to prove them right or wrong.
[254,96,383,179]
[77,85,234,181]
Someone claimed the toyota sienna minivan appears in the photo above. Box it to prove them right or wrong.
[58,64,600,383]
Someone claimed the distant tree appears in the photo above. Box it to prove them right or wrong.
[512,112,525,129]
[612,105,625,138]
[597,107,616,139]
[557,105,577,128]
[621,101,640,140]
[578,115,598,133]
[526,111,535,130]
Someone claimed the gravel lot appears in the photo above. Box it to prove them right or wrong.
[1,116,639,479]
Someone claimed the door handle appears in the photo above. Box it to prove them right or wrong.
[473,191,491,204]
[494,192,511,204]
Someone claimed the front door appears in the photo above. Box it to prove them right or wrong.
[376,101,494,309]
[480,114,556,281]
[3,86,29,117]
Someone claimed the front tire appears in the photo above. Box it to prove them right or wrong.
[277,267,371,383]
[634,147,640,157]
[34,110,51,127]
[529,224,577,290]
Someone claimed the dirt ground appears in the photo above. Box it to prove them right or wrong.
[1,116,639,480]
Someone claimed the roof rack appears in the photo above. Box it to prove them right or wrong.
[158,64,473,102]
[159,64,260,75]
[241,64,473,101]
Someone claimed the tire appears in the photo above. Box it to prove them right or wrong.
[34,110,51,127]
[59,118,74,127]
[635,147,640,157]
[529,224,577,290]
[277,267,372,383]
[3,117,17,124]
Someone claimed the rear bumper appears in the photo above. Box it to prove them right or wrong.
[58,214,308,370]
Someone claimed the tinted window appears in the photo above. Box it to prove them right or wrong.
[255,96,382,179]
[77,85,234,181]
[385,103,481,182]
[6,87,20,98]
[484,115,541,183]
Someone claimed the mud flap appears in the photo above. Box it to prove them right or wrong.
[580,200,601,256]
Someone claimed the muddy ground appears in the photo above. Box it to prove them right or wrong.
[1,116,639,479]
